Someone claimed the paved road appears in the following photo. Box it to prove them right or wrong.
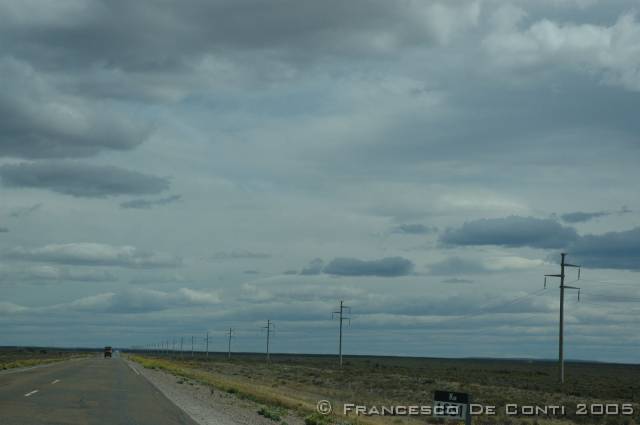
[0,356,198,425]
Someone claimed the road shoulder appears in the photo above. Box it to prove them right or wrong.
[126,359,304,425]
[0,356,89,376]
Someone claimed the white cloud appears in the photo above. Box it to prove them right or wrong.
[412,1,482,45]
[485,256,545,271]
[0,264,117,283]
[484,11,640,91]
[61,287,221,313]
[429,255,545,275]
[0,302,28,314]
[8,243,182,268]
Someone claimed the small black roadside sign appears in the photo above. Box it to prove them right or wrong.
[433,390,471,422]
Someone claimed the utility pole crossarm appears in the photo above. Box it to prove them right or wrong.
[262,320,275,363]
[543,253,583,385]
[332,300,352,369]
[564,285,581,301]
[544,274,561,288]
[564,262,581,280]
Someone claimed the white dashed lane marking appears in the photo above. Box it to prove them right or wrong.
[51,379,60,384]
[24,390,39,397]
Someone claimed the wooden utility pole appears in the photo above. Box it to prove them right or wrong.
[227,328,233,360]
[205,332,209,358]
[545,253,580,384]
[332,300,351,368]
[263,320,275,363]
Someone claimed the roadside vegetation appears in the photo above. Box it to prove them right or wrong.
[0,347,91,370]
[128,353,640,425]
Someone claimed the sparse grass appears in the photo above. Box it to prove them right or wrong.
[127,353,640,425]
[0,348,90,370]
[304,412,334,425]
[128,355,318,412]
[258,405,286,422]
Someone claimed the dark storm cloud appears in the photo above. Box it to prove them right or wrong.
[566,227,640,270]
[561,206,632,223]
[440,216,579,249]
[0,1,479,73]
[0,58,147,158]
[323,257,414,277]
[391,223,438,235]
[297,256,415,276]
[561,211,610,223]
[7,243,182,269]
[0,162,170,197]
[120,195,182,209]
[9,203,42,218]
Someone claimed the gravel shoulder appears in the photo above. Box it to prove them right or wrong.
[127,359,305,425]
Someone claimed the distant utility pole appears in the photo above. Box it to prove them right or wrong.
[263,320,275,363]
[332,300,351,368]
[545,252,581,384]
[180,336,184,359]
[191,336,195,357]
[227,328,234,360]
[205,332,209,358]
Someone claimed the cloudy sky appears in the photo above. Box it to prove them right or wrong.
[1,0,639,363]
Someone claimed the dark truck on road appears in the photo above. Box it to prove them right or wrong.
[104,346,112,358]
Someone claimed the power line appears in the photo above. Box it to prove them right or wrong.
[579,278,639,287]
[581,295,640,303]
[430,287,550,329]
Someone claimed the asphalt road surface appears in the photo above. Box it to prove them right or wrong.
[0,355,199,425]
